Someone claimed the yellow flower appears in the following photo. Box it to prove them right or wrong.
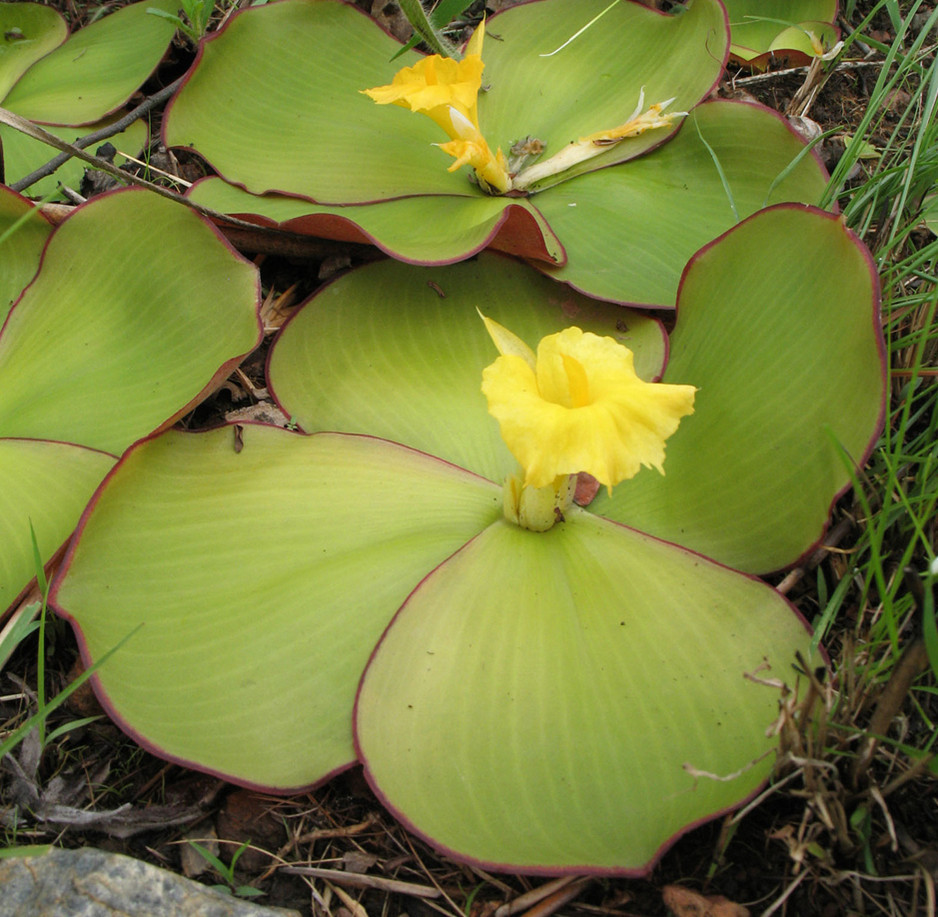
[362,23,511,194]
[480,315,696,491]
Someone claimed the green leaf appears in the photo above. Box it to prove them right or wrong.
[533,100,831,306]
[0,188,261,454]
[723,0,838,66]
[430,0,475,26]
[0,4,67,102]
[268,253,666,483]
[187,178,563,265]
[0,184,52,324]
[768,21,839,58]
[923,566,938,680]
[163,0,727,200]
[0,438,114,614]
[44,713,102,745]
[593,205,886,574]
[3,0,177,124]
[479,0,729,190]
[187,841,232,879]
[164,0,458,202]
[52,426,502,789]
[0,117,148,198]
[357,511,816,872]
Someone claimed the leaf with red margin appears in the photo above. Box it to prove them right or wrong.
[724,0,839,69]
[356,511,817,874]
[593,204,886,574]
[0,0,177,193]
[163,0,728,202]
[187,180,564,266]
[51,426,502,790]
[0,185,52,325]
[3,0,178,125]
[0,118,149,201]
[533,100,832,307]
[0,4,67,102]
[0,188,262,455]
[268,252,667,484]
[0,438,114,615]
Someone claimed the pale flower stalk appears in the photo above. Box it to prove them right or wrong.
[511,89,687,191]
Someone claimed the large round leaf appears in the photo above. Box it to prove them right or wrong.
[164,0,456,202]
[0,184,52,325]
[187,179,563,266]
[3,0,177,125]
[268,253,666,483]
[0,4,67,102]
[0,188,262,454]
[163,0,727,202]
[357,511,815,873]
[52,426,501,790]
[0,438,113,614]
[534,100,831,306]
[480,0,728,191]
[594,205,885,573]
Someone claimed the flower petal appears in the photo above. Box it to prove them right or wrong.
[362,54,483,118]
[482,327,695,489]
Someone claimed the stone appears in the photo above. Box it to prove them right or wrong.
[0,847,301,917]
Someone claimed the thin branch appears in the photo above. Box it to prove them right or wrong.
[0,105,215,212]
[0,105,372,261]
[39,201,379,262]
[729,57,886,88]
[9,77,185,193]
[279,866,441,899]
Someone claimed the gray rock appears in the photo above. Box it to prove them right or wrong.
[0,847,301,917]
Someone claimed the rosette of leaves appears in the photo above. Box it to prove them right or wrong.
[724,0,840,70]
[0,185,261,616]
[52,205,885,873]
[163,0,831,307]
[0,0,179,197]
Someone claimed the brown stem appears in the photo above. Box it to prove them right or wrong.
[9,77,185,193]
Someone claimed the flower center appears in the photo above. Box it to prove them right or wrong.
[558,354,590,408]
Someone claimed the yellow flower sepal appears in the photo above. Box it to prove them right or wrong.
[480,315,696,492]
